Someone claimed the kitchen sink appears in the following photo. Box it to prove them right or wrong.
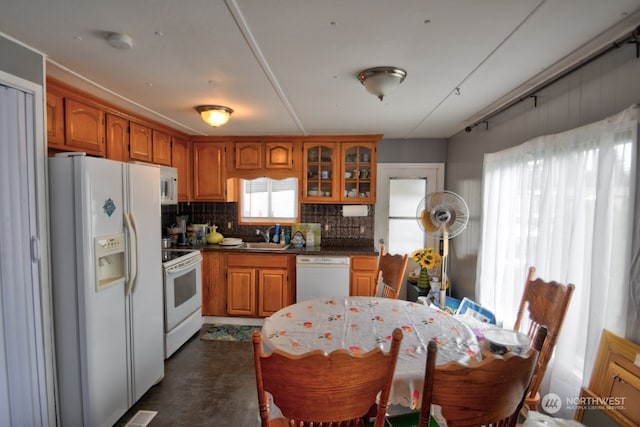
[244,242,291,251]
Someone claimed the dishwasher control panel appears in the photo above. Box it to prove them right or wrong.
[296,256,350,265]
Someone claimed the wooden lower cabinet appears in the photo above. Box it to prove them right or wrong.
[226,253,295,317]
[258,269,289,316]
[226,267,256,316]
[201,252,226,316]
[350,255,379,296]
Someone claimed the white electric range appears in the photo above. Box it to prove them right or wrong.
[161,249,202,358]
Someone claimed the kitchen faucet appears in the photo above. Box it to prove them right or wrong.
[256,226,274,243]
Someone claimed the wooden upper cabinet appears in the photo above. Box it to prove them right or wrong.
[340,139,378,204]
[105,113,129,162]
[235,142,262,169]
[301,136,379,204]
[302,141,340,203]
[229,139,298,178]
[129,122,152,162]
[46,91,65,146]
[265,141,294,169]
[152,129,172,166]
[64,98,105,156]
[193,141,226,201]
[172,137,191,202]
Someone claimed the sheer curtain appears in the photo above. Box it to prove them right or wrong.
[476,104,639,418]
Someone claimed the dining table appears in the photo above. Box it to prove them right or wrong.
[261,296,480,409]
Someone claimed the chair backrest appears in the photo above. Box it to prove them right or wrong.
[513,266,575,406]
[252,328,403,427]
[418,332,542,427]
[374,245,409,299]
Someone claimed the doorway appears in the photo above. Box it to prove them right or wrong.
[375,163,444,299]
[0,71,53,426]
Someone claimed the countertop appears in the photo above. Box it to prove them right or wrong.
[170,240,378,256]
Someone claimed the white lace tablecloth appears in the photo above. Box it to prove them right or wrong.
[262,296,480,409]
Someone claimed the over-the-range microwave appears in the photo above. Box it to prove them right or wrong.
[130,161,178,205]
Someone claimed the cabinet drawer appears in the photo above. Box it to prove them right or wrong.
[227,253,291,268]
[351,255,378,271]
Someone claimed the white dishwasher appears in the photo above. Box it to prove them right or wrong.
[296,255,350,302]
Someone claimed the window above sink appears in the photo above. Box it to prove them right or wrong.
[239,177,299,225]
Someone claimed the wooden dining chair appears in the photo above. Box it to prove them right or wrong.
[419,342,539,427]
[513,266,575,410]
[374,245,409,299]
[252,328,404,427]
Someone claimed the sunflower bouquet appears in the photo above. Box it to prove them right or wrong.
[411,247,442,288]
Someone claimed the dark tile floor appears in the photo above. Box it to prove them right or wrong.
[115,326,259,426]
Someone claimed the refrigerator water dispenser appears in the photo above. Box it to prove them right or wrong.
[95,233,125,291]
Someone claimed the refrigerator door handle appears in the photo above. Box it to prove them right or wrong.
[129,211,141,295]
[124,211,138,295]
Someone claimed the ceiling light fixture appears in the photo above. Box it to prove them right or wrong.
[106,32,133,50]
[195,105,234,127]
[357,66,407,101]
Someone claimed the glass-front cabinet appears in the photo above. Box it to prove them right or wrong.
[302,136,379,204]
[341,142,376,203]
[303,142,339,202]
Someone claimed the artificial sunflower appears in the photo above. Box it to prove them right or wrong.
[411,247,442,270]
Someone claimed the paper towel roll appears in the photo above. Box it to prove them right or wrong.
[342,205,368,217]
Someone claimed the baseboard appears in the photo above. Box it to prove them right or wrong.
[202,315,264,326]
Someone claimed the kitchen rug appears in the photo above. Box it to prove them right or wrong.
[200,324,262,342]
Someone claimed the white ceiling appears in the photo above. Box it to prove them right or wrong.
[2,0,640,139]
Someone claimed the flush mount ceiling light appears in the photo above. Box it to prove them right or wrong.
[195,105,234,127]
[357,66,407,101]
[106,32,133,50]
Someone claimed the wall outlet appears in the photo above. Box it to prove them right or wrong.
[324,224,329,231]
[227,222,232,229]
[359,225,365,234]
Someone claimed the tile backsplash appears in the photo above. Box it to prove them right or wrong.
[161,202,374,242]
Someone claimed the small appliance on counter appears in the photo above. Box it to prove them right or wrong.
[161,237,173,249]
[176,215,188,245]
[191,224,209,245]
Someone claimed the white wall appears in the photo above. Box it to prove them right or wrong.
[445,40,640,310]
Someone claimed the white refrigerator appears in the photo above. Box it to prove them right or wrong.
[48,154,164,427]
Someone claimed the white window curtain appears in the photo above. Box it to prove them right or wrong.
[476,104,639,418]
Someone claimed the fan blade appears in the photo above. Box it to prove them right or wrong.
[420,209,439,232]
[416,191,469,239]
